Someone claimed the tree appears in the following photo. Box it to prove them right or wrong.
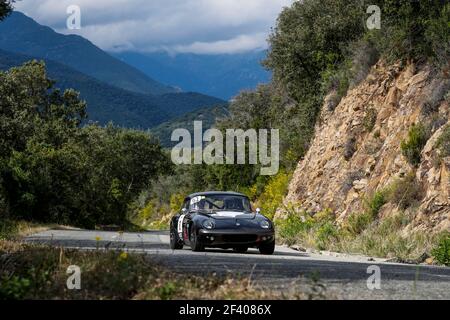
[0,61,87,223]
[0,61,171,227]
[0,0,13,21]
[0,61,86,158]
[265,0,365,104]
[369,0,449,62]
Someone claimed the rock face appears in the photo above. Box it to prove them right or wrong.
[281,61,449,232]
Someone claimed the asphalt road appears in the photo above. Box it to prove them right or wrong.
[26,229,450,300]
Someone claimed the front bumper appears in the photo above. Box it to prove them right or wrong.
[198,229,275,247]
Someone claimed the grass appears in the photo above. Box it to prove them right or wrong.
[364,191,387,219]
[0,241,149,300]
[432,233,450,266]
[400,124,430,166]
[333,214,440,263]
[343,212,374,236]
[0,240,333,300]
[252,171,292,220]
[437,125,450,158]
[0,219,63,241]
[0,219,331,300]
[385,172,424,210]
[277,206,446,265]
[363,108,378,132]
[276,209,337,250]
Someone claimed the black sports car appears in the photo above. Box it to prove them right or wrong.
[170,192,275,255]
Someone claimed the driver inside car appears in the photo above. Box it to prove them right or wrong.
[197,199,209,210]
[225,198,244,211]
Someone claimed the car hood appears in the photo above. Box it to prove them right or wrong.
[209,211,256,220]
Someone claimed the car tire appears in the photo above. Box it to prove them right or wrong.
[259,240,275,255]
[170,226,183,250]
[190,227,204,252]
[233,247,248,254]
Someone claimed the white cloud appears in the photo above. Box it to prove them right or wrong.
[14,0,293,54]
[173,33,268,55]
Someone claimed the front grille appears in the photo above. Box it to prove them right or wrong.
[222,234,257,243]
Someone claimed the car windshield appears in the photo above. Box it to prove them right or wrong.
[189,195,252,213]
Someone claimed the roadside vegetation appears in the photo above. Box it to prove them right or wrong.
[0,61,172,229]
[0,220,330,300]
[277,207,448,265]
[437,125,450,158]
[401,124,431,166]
[0,219,60,241]
[432,233,450,267]
[0,239,332,300]
[1,0,449,302]
[276,181,449,266]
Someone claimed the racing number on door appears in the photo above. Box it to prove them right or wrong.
[177,214,185,238]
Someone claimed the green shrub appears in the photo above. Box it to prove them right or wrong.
[370,0,448,63]
[315,222,338,250]
[437,125,450,158]
[321,60,352,101]
[347,37,380,88]
[157,282,178,300]
[401,124,430,166]
[0,219,17,240]
[265,0,365,103]
[277,212,313,246]
[313,209,335,224]
[277,208,338,249]
[344,137,357,161]
[386,172,424,210]
[363,108,378,132]
[365,191,387,218]
[424,3,450,68]
[0,276,31,300]
[339,213,438,261]
[275,208,317,245]
[344,212,375,236]
[432,233,450,266]
[255,171,291,220]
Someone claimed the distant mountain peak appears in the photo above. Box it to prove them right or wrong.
[0,48,226,130]
[0,11,176,95]
[113,50,271,100]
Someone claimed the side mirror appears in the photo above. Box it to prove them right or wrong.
[256,208,261,214]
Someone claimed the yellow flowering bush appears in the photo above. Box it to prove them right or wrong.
[254,171,291,219]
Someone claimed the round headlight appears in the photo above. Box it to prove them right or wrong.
[203,219,215,230]
[260,220,270,229]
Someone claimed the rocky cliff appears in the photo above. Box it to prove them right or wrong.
[281,61,449,233]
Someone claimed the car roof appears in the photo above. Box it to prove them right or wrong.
[187,191,248,199]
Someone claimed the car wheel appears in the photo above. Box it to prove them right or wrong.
[170,227,183,250]
[259,240,275,255]
[233,247,248,254]
[190,227,204,252]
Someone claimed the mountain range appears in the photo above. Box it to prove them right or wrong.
[114,51,271,100]
[0,11,175,95]
[150,105,229,147]
[0,49,225,129]
[0,11,270,145]
[0,11,226,132]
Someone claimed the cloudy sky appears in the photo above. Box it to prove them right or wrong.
[15,0,293,54]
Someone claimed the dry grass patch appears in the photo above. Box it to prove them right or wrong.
[0,240,332,300]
